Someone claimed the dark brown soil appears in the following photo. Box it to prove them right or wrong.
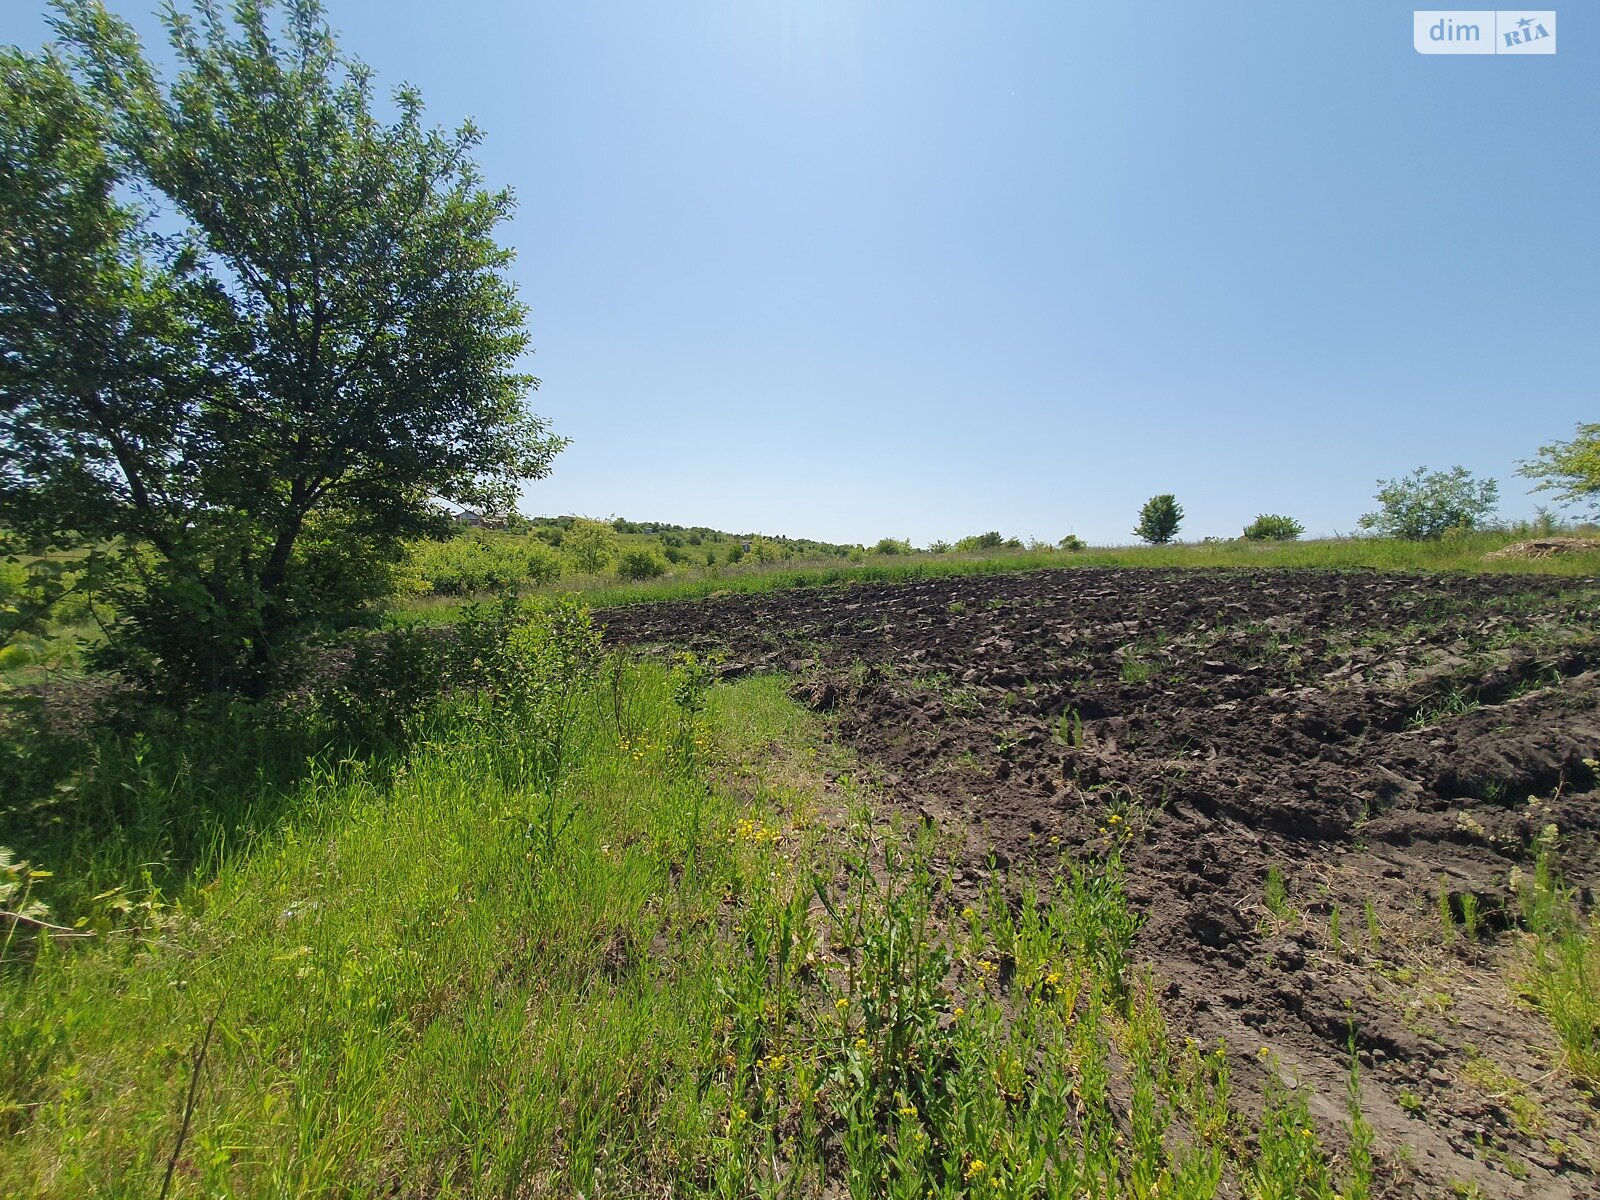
[600,567,1600,1198]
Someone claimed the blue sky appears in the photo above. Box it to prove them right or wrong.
[6,2,1595,545]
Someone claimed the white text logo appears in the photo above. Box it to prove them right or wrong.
[1414,11,1556,54]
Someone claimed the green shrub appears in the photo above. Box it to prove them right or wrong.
[1358,467,1498,540]
[954,532,1006,552]
[1058,534,1086,551]
[617,548,668,581]
[872,537,913,556]
[0,560,27,603]
[565,518,619,573]
[1134,495,1183,545]
[1242,514,1304,541]
[404,534,562,596]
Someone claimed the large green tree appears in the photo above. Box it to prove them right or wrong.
[0,1,563,697]
[1519,423,1600,516]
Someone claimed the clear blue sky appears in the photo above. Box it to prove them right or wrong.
[6,2,1595,545]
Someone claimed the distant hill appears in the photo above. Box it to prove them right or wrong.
[522,515,859,560]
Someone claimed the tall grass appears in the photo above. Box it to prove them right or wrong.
[394,531,1600,619]
[1515,848,1600,1088]
[2,605,1374,1196]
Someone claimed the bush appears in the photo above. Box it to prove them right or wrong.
[405,535,563,596]
[872,537,913,556]
[1134,495,1183,544]
[927,540,951,554]
[617,548,668,581]
[1358,467,1498,541]
[565,519,619,573]
[1241,514,1304,541]
[954,532,1005,552]
[1058,534,1086,552]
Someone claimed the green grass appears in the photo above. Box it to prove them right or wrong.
[12,530,1596,676]
[1263,866,1293,922]
[395,530,1600,620]
[2,602,1378,1197]
[1,658,795,1194]
[1514,849,1600,1088]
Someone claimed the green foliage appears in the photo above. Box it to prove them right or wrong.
[1358,467,1499,541]
[1242,514,1304,541]
[958,531,1004,551]
[563,518,618,573]
[1514,846,1600,1086]
[1264,865,1293,920]
[1,3,563,699]
[1058,534,1086,551]
[1135,494,1183,544]
[871,537,913,556]
[1519,422,1600,514]
[1436,880,1457,946]
[0,624,1378,1195]
[501,529,1600,614]
[954,531,1021,552]
[0,554,85,656]
[401,532,562,596]
[615,547,668,581]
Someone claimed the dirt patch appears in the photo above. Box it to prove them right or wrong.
[600,567,1600,1198]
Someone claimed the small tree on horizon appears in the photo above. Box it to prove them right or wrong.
[1358,467,1498,540]
[564,519,618,573]
[1134,495,1183,544]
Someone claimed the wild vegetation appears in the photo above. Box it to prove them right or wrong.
[602,565,1600,1198]
[1,1,563,700]
[3,3,1598,1197]
[1358,467,1501,542]
[3,602,1382,1198]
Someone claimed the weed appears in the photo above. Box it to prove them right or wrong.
[1459,892,1481,942]
[1120,647,1155,684]
[1513,850,1600,1086]
[1344,1037,1376,1200]
[1408,687,1481,729]
[1264,865,1293,922]
[1053,707,1085,749]
[1461,1050,1544,1135]
[1437,880,1458,946]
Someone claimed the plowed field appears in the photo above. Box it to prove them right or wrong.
[601,567,1600,1198]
